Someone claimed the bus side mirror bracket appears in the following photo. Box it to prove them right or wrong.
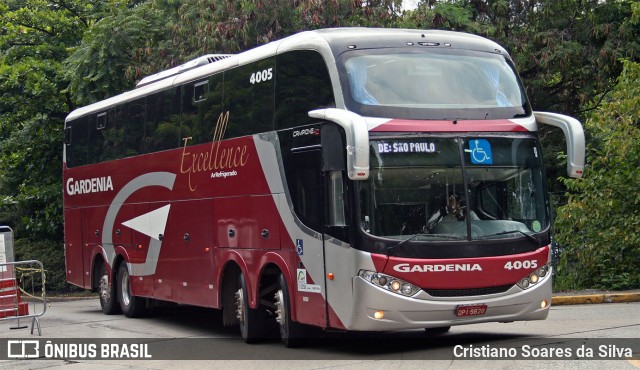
[534,111,586,178]
[308,108,369,180]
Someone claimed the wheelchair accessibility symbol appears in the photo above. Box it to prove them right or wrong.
[467,139,493,164]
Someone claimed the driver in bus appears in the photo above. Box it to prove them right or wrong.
[427,194,479,230]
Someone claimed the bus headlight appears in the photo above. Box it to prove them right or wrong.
[517,264,550,290]
[358,270,420,297]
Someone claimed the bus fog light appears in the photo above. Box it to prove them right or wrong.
[374,310,384,319]
[541,300,549,308]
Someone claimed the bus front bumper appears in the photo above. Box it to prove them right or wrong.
[344,275,552,331]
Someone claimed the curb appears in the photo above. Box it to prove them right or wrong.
[552,293,640,305]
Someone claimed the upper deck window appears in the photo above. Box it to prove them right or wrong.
[339,48,531,120]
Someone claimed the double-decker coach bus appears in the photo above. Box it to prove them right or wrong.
[63,28,585,346]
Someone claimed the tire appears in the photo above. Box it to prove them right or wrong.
[236,274,266,343]
[275,273,306,347]
[424,326,451,335]
[97,262,120,315]
[117,263,147,318]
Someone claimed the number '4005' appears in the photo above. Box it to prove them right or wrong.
[250,68,273,84]
[504,260,537,270]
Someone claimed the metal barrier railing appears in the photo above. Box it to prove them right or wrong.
[0,260,47,336]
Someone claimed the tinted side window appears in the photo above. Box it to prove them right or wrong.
[65,117,89,167]
[180,74,224,146]
[67,88,184,167]
[144,88,181,153]
[224,58,274,138]
[87,112,105,164]
[122,98,146,158]
[275,50,334,130]
[87,110,124,164]
[288,149,324,231]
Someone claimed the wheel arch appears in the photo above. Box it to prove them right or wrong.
[218,253,245,326]
[90,246,128,291]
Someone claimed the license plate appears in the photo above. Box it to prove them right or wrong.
[455,304,487,317]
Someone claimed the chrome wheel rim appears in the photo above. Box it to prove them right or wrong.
[274,289,286,336]
[99,272,110,303]
[121,268,131,307]
[235,288,245,325]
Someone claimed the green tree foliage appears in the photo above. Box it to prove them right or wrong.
[0,0,117,292]
[554,60,640,290]
[63,1,167,103]
[0,0,102,239]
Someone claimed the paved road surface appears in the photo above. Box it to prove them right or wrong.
[0,298,638,369]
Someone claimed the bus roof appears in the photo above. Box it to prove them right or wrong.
[65,28,509,122]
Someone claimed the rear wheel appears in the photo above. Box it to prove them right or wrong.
[275,273,306,347]
[235,274,266,343]
[97,263,120,315]
[117,263,147,318]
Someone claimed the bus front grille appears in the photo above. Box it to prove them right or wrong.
[425,284,513,297]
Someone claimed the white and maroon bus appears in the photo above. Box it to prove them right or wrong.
[63,28,585,346]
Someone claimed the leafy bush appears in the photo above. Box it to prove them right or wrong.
[554,60,640,291]
[13,238,80,294]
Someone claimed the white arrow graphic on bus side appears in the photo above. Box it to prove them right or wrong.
[121,205,171,240]
[101,172,176,277]
[121,204,171,277]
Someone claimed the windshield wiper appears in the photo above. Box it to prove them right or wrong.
[387,233,465,255]
[481,230,538,244]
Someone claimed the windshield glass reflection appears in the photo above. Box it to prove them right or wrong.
[359,137,548,242]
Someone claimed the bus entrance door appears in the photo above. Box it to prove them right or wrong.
[320,123,350,330]
[287,146,328,328]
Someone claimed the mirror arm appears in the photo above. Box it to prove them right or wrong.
[309,108,369,180]
[534,111,586,178]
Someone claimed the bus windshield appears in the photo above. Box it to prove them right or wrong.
[339,48,531,120]
[359,137,548,242]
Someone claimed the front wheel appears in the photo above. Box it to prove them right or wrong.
[97,262,120,315]
[275,273,307,347]
[117,263,148,318]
